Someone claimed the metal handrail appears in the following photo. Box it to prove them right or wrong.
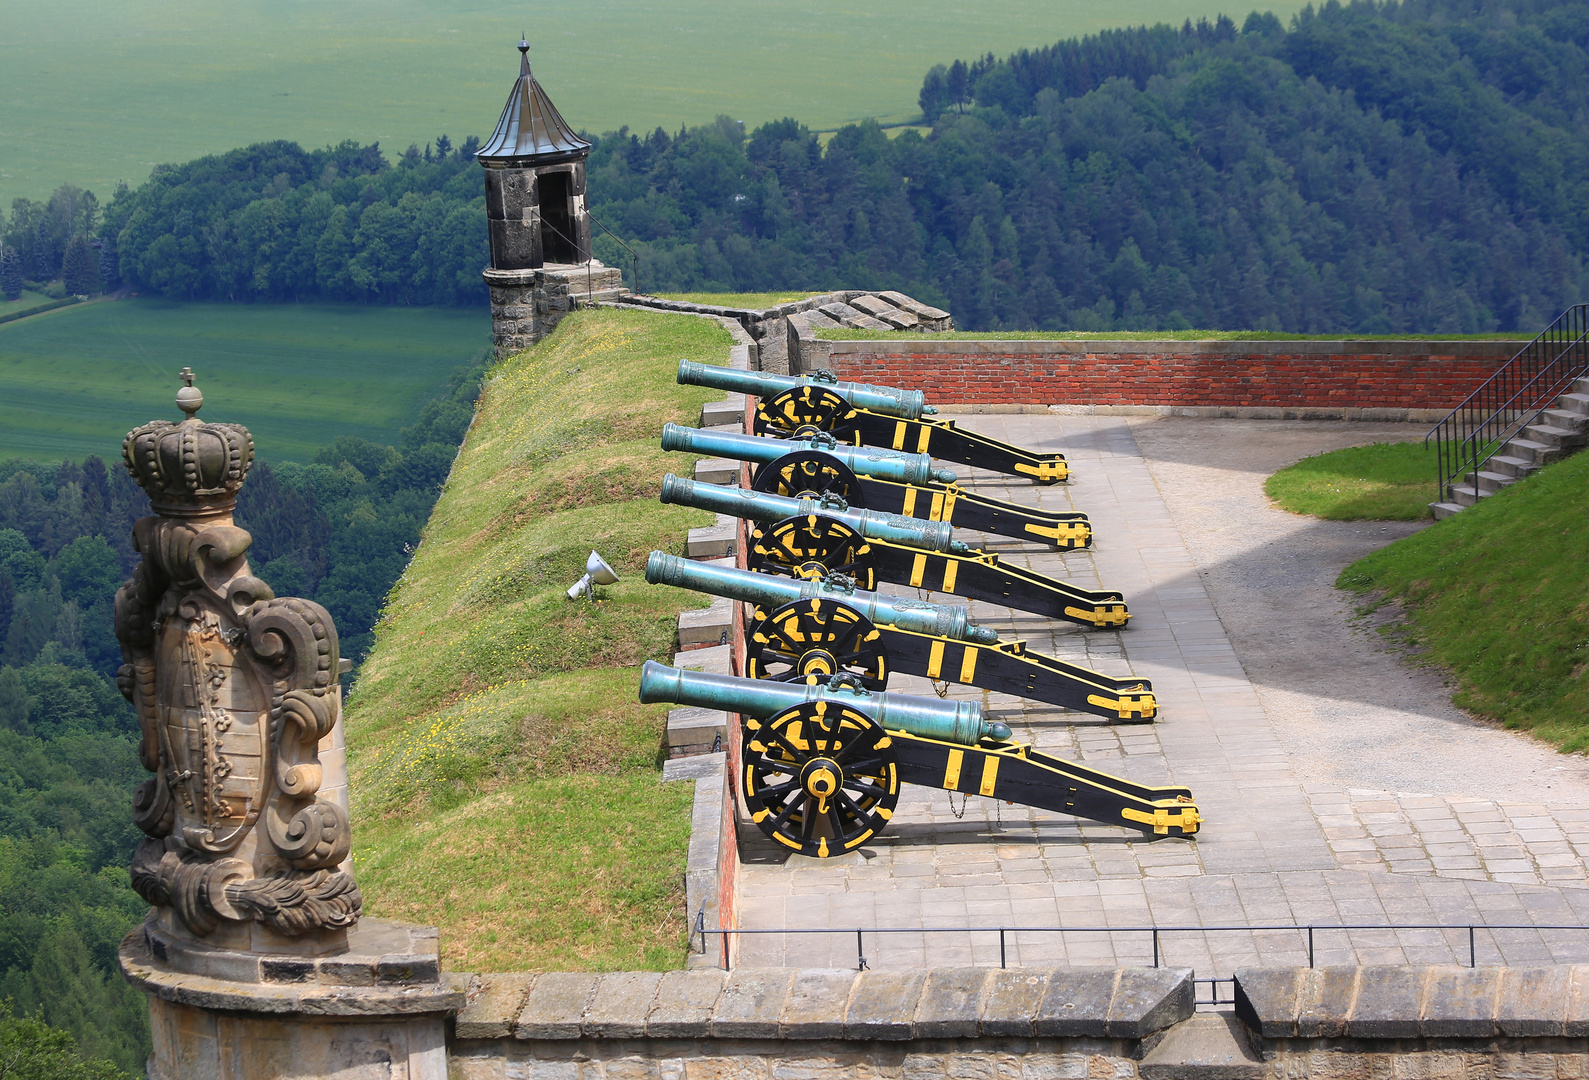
[1425,305,1589,505]
[588,212,640,295]
[694,920,1589,973]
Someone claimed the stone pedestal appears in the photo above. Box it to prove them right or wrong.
[484,261,627,357]
[121,915,467,1079]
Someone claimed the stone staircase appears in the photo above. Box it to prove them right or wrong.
[1431,375,1589,518]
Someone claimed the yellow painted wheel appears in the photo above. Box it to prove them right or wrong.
[742,701,898,858]
[747,598,888,690]
[754,385,857,442]
[748,514,877,591]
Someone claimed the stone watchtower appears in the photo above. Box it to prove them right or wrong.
[480,39,626,356]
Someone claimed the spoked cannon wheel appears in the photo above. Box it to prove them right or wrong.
[754,385,858,442]
[742,699,899,857]
[751,450,864,506]
[748,514,878,590]
[746,598,888,689]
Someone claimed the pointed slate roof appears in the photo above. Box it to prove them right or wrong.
[477,41,591,166]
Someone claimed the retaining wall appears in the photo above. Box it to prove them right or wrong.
[790,331,1525,420]
[447,965,1589,1079]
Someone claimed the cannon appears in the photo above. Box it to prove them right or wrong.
[661,422,957,488]
[677,362,1069,484]
[659,475,1130,629]
[647,554,1155,722]
[640,662,1200,856]
[661,425,1091,550]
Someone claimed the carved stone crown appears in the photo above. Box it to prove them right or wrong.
[123,369,254,515]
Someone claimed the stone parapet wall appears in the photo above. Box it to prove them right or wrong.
[791,334,1524,418]
[442,965,1589,1079]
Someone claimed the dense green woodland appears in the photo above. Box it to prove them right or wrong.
[8,0,1589,331]
[0,360,482,1073]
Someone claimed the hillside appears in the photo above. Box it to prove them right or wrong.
[345,306,730,971]
[1339,450,1589,751]
[0,0,1309,204]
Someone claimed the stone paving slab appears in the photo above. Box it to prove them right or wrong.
[730,415,1589,975]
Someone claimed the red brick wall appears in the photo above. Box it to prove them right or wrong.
[822,346,1514,408]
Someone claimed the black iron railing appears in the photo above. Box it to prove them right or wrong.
[1426,305,1589,505]
[694,909,1589,974]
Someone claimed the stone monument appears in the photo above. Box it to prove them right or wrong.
[116,370,463,1080]
[479,38,626,356]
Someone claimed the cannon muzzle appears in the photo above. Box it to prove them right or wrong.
[678,360,936,419]
[661,423,959,486]
[640,660,1008,744]
[659,473,967,554]
[647,552,1000,643]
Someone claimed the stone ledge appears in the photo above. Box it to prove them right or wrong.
[489,966,1192,1042]
[1234,965,1589,1040]
[119,927,466,1017]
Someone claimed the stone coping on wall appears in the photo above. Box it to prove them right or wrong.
[1234,965,1589,1040]
[119,918,468,1017]
[454,966,1195,1042]
[815,338,1524,357]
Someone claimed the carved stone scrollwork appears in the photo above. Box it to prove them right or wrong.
[116,372,361,945]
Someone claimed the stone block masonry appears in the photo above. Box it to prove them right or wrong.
[791,336,1523,418]
[446,965,1589,1078]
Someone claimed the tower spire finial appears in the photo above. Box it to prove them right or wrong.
[518,33,530,75]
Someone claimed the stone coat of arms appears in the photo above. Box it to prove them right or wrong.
[116,372,360,951]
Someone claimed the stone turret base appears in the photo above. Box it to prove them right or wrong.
[484,261,628,357]
[121,915,467,1079]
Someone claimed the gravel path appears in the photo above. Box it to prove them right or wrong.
[1127,416,1589,805]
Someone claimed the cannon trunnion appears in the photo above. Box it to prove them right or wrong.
[675,361,1069,485]
[641,662,1199,856]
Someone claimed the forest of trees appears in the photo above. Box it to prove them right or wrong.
[0,357,483,1072]
[12,0,1589,332]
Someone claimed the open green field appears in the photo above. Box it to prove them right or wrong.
[0,298,487,462]
[347,306,728,971]
[0,0,1314,204]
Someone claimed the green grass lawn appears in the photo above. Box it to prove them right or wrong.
[1339,451,1589,750]
[1,0,1314,203]
[0,298,488,463]
[816,329,1532,341]
[0,290,57,319]
[1265,441,1438,521]
[347,305,729,972]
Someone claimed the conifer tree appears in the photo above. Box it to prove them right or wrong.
[60,236,101,295]
[0,245,20,301]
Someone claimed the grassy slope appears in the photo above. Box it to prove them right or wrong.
[0,298,487,462]
[1,0,1313,203]
[816,329,1532,341]
[1265,441,1436,521]
[1339,451,1589,750]
[347,306,728,972]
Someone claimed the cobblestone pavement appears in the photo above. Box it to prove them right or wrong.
[730,415,1589,974]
